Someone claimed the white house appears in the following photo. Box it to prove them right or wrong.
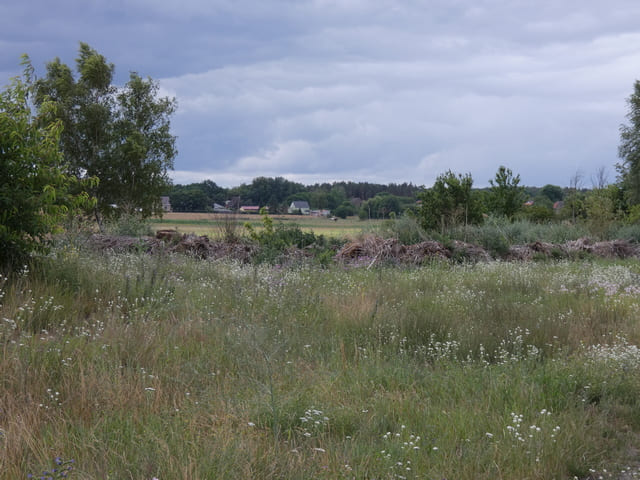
[160,196,172,212]
[288,200,311,215]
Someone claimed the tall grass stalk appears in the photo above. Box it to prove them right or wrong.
[1,248,640,478]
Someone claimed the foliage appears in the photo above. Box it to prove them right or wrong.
[169,180,226,212]
[0,61,95,269]
[487,166,526,219]
[376,214,429,244]
[27,457,75,479]
[103,213,153,237]
[3,250,640,478]
[332,201,356,219]
[520,204,555,223]
[358,193,404,219]
[447,217,590,245]
[34,43,176,225]
[585,185,625,239]
[538,184,564,203]
[244,210,329,263]
[618,80,640,206]
[418,170,483,233]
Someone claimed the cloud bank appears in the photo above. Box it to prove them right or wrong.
[2,0,639,187]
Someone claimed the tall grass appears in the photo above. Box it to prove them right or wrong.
[2,248,640,478]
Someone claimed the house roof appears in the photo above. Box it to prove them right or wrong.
[290,201,310,209]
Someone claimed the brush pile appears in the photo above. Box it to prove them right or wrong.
[85,231,640,266]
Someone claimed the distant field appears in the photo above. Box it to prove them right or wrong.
[150,212,380,238]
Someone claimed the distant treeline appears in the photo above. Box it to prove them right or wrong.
[166,175,595,222]
[167,177,422,215]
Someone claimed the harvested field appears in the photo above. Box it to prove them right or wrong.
[150,212,376,238]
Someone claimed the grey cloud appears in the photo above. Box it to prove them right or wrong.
[2,0,638,187]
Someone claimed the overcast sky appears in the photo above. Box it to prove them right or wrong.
[2,1,639,188]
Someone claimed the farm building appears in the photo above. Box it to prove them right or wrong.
[240,206,262,213]
[288,201,311,215]
[160,196,172,212]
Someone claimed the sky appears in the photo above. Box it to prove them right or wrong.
[2,1,639,188]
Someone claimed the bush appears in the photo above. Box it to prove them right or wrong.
[376,215,429,245]
[103,213,153,237]
[0,61,95,269]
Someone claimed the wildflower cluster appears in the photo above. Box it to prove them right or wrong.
[504,409,560,463]
[299,407,329,439]
[585,336,640,372]
[27,457,74,479]
[380,425,425,479]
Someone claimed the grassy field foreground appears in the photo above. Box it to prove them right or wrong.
[2,248,640,479]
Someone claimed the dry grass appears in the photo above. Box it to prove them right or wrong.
[152,212,377,239]
[3,251,640,478]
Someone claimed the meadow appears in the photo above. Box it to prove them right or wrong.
[2,242,640,479]
[149,212,378,239]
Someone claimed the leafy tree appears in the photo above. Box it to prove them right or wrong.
[585,184,624,238]
[521,204,554,223]
[418,171,483,233]
[359,193,403,219]
[487,166,525,219]
[538,184,564,203]
[618,80,640,206]
[0,61,95,268]
[333,201,356,219]
[34,43,176,226]
[169,185,211,212]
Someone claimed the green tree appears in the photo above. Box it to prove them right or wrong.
[34,43,176,226]
[585,184,624,238]
[538,184,564,203]
[487,166,526,219]
[418,171,483,233]
[618,80,640,206]
[359,193,402,219]
[0,60,95,268]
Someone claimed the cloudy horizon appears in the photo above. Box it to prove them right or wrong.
[2,1,639,188]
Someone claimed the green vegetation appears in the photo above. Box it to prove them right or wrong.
[0,61,95,269]
[2,246,640,478]
[618,80,640,206]
[418,170,483,233]
[34,43,177,225]
[4,48,640,479]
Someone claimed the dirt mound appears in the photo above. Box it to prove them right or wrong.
[450,240,492,262]
[506,241,564,261]
[334,236,489,266]
[335,235,405,267]
[87,233,640,266]
[404,241,451,263]
[87,232,256,263]
[564,237,640,259]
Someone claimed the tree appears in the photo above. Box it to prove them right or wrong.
[566,170,586,223]
[418,171,483,233]
[538,184,564,203]
[0,60,95,268]
[585,184,624,238]
[487,166,525,219]
[34,43,176,226]
[618,80,640,206]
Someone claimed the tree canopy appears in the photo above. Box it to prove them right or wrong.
[34,43,177,225]
[0,60,95,268]
[618,80,640,206]
[487,166,525,219]
[418,171,483,233]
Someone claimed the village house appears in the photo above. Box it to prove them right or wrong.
[288,200,311,215]
[239,205,262,213]
[160,196,172,212]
